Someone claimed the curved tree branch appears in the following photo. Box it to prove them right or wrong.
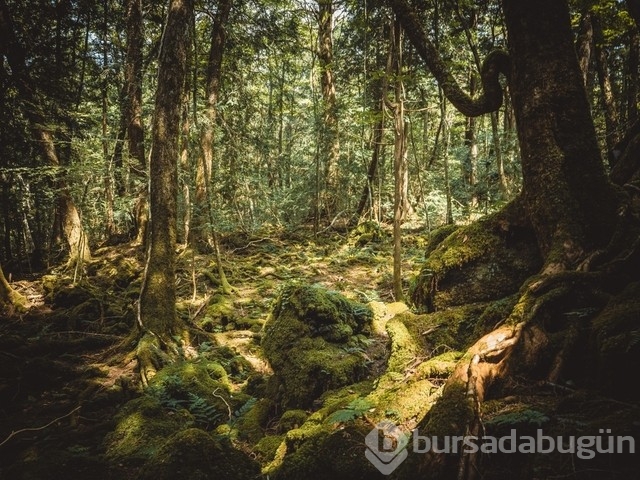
[388,0,510,117]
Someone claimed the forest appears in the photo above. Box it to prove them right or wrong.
[1,0,639,478]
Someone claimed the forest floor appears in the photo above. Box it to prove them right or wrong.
[0,224,426,479]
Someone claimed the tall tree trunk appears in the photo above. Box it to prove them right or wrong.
[490,110,508,196]
[626,29,639,125]
[125,0,148,244]
[317,0,340,219]
[191,0,232,249]
[442,96,454,225]
[576,11,593,87]
[592,12,622,167]
[463,73,478,210]
[391,20,408,301]
[0,0,91,266]
[102,0,116,238]
[137,0,193,386]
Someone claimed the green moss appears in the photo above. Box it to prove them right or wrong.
[140,428,260,480]
[278,409,309,432]
[264,420,380,480]
[262,284,374,408]
[415,351,464,379]
[423,382,474,437]
[424,223,459,258]
[385,315,423,372]
[256,435,286,463]
[104,396,189,465]
[410,202,541,311]
[400,303,489,356]
[348,220,387,247]
[199,294,236,331]
[233,398,273,443]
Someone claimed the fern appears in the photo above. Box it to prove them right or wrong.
[147,374,222,428]
[628,329,640,352]
[327,398,373,424]
[227,397,257,428]
[188,393,223,428]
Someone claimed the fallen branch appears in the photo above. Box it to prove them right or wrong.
[0,405,81,448]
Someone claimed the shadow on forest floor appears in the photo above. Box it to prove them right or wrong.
[0,225,425,479]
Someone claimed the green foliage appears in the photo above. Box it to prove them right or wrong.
[147,374,223,429]
[326,397,373,424]
[228,397,258,429]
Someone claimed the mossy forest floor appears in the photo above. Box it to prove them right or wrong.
[1,224,639,479]
[0,225,425,479]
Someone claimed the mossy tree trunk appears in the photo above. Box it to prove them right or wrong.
[391,0,617,271]
[0,262,27,313]
[391,0,626,477]
[502,0,617,271]
[137,0,193,386]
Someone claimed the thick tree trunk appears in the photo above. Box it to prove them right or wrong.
[503,0,617,270]
[393,3,623,477]
[137,0,193,385]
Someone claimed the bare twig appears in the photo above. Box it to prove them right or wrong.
[212,387,232,420]
[0,406,81,448]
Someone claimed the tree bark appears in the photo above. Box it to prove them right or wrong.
[576,11,593,87]
[391,20,408,302]
[137,0,193,386]
[391,0,617,270]
[592,11,622,167]
[0,0,91,266]
[317,0,340,218]
[191,0,232,249]
[124,0,148,244]
[388,0,509,117]
[503,0,617,270]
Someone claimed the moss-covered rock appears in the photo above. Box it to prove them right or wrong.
[410,201,541,312]
[104,395,189,465]
[262,308,444,480]
[262,284,374,408]
[256,434,286,463]
[348,220,387,247]
[278,409,309,433]
[233,397,273,443]
[199,294,237,332]
[140,428,260,480]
